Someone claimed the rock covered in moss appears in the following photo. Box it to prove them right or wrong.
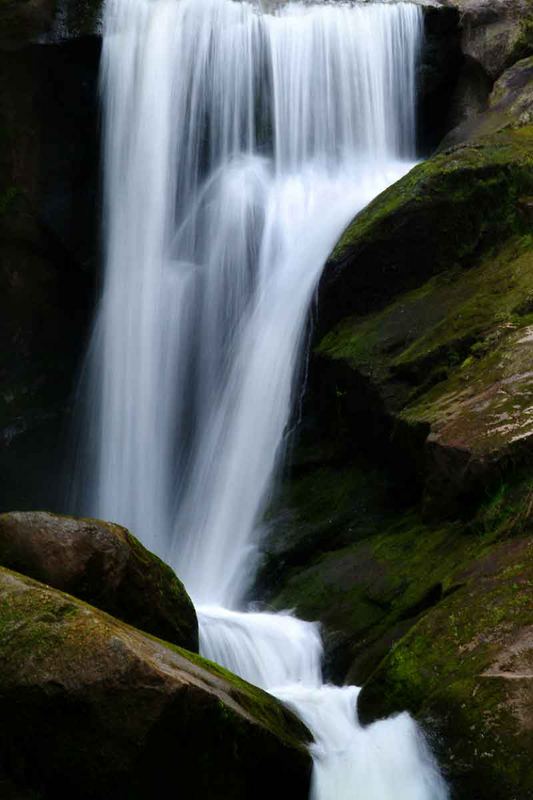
[357,536,533,799]
[0,511,199,652]
[319,126,533,333]
[320,231,533,515]
[317,127,533,516]
[406,321,533,515]
[0,566,312,800]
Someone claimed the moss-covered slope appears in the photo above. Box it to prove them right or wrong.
[316,125,533,517]
[358,533,533,800]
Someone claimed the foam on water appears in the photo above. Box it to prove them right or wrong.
[200,606,448,799]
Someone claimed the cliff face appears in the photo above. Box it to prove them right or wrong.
[0,1,101,509]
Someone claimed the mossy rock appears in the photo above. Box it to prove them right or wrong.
[317,125,533,515]
[318,232,533,516]
[357,535,533,800]
[0,511,199,652]
[318,126,533,334]
[264,459,532,684]
[0,566,312,800]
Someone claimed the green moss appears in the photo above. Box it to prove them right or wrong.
[358,535,533,797]
[0,566,309,754]
[319,236,533,391]
[268,460,532,685]
[332,127,533,265]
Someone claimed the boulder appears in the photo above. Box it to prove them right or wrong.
[357,536,533,799]
[319,234,533,515]
[0,566,312,800]
[316,126,533,516]
[318,126,533,332]
[442,54,533,146]
[441,0,533,81]
[0,511,199,652]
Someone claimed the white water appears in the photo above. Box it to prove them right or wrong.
[70,0,449,796]
[201,607,448,799]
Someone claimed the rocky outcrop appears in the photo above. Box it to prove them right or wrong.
[316,124,533,516]
[357,536,533,800]
[442,54,533,145]
[319,125,533,328]
[421,0,533,146]
[0,566,312,800]
[0,0,102,47]
[260,453,533,796]
[0,511,199,651]
[442,0,533,81]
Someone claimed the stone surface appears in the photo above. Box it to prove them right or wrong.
[357,536,533,799]
[441,0,533,80]
[0,566,312,800]
[442,54,533,146]
[0,38,100,511]
[319,126,533,330]
[0,0,103,48]
[316,127,533,516]
[0,510,199,652]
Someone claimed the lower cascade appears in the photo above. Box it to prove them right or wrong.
[69,0,449,795]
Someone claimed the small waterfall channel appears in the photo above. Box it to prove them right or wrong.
[71,0,449,795]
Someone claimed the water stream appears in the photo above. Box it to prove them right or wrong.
[70,0,449,795]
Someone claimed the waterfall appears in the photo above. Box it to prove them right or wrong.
[69,0,449,796]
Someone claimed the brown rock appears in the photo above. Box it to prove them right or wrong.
[0,510,199,652]
[0,566,312,800]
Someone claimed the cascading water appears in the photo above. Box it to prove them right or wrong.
[69,0,449,796]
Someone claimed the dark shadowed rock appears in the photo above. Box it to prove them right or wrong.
[442,54,533,146]
[0,511,199,652]
[0,36,100,512]
[0,566,312,800]
[0,0,103,48]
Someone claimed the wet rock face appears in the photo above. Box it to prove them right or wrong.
[0,567,312,800]
[0,0,103,46]
[357,537,533,800]
[441,0,533,81]
[0,35,100,511]
[0,511,199,652]
[442,54,533,145]
[418,5,465,152]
